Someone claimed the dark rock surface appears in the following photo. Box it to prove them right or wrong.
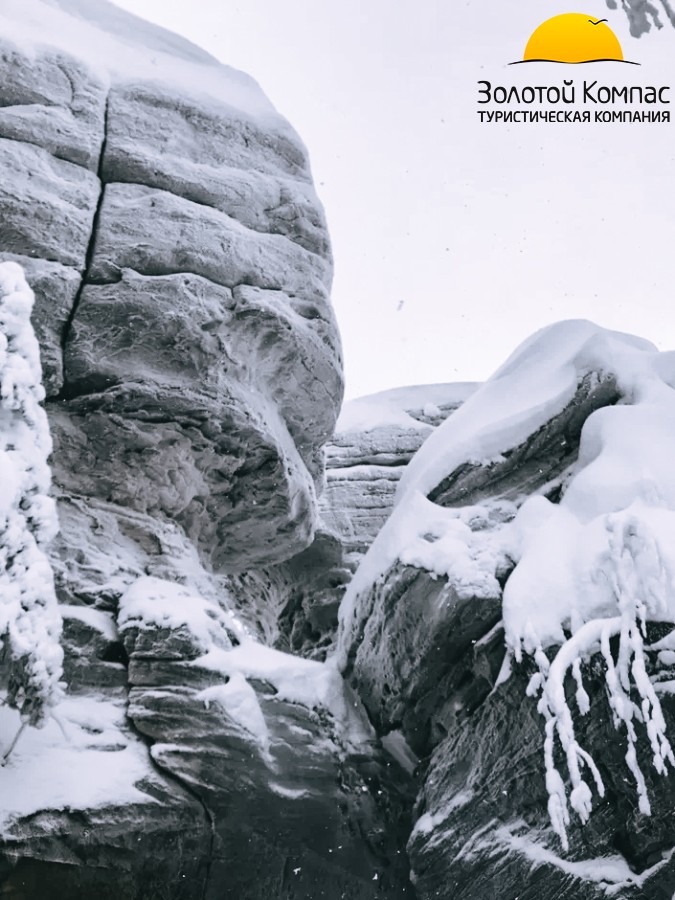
[427,373,619,508]
[343,562,504,757]
[409,655,675,900]
[0,794,209,900]
[120,595,415,900]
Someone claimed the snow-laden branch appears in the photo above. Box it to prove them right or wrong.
[518,513,675,850]
[0,262,62,729]
[342,321,675,851]
[608,0,675,36]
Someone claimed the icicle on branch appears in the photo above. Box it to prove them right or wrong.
[524,514,675,850]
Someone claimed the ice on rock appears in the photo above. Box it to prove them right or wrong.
[502,345,675,846]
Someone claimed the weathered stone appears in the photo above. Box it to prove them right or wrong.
[0,138,99,268]
[120,611,416,900]
[88,182,331,302]
[274,530,353,660]
[60,607,127,693]
[428,373,619,507]
[0,788,209,900]
[63,271,342,460]
[48,387,318,571]
[409,654,675,900]
[0,39,107,170]
[0,253,80,395]
[50,254,345,570]
[344,562,503,756]
[324,384,476,560]
[340,370,675,900]
[49,494,232,614]
[270,384,479,664]
[321,465,404,558]
[327,425,433,471]
[103,81,329,255]
[0,0,351,894]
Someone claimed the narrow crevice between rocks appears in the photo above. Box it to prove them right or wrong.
[56,91,111,400]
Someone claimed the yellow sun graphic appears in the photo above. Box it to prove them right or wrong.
[519,13,628,64]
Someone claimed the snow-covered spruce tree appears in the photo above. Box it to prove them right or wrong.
[0,261,62,730]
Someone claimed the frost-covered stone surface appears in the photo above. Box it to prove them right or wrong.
[0,2,415,898]
[0,0,342,570]
[324,383,477,560]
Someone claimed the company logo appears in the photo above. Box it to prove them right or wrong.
[510,13,639,66]
[475,11,670,126]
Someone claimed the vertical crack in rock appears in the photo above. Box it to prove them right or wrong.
[58,90,110,394]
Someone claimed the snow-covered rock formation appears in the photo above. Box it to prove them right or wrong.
[3,2,675,899]
[0,0,342,569]
[340,321,675,899]
[324,383,477,562]
[271,384,478,662]
[0,3,412,898]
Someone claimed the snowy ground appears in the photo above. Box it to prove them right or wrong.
[0,695,158,830]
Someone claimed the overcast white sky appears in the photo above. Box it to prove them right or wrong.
[114,0,675,398]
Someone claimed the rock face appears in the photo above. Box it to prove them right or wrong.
[0,2,410,898]
[1,0,342,572]
[273,384,478,662]
[324,384,477,562]
[3,4,675,900]
[119,578,414,900]
[408,645,675,900]
[338,325,675,900]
